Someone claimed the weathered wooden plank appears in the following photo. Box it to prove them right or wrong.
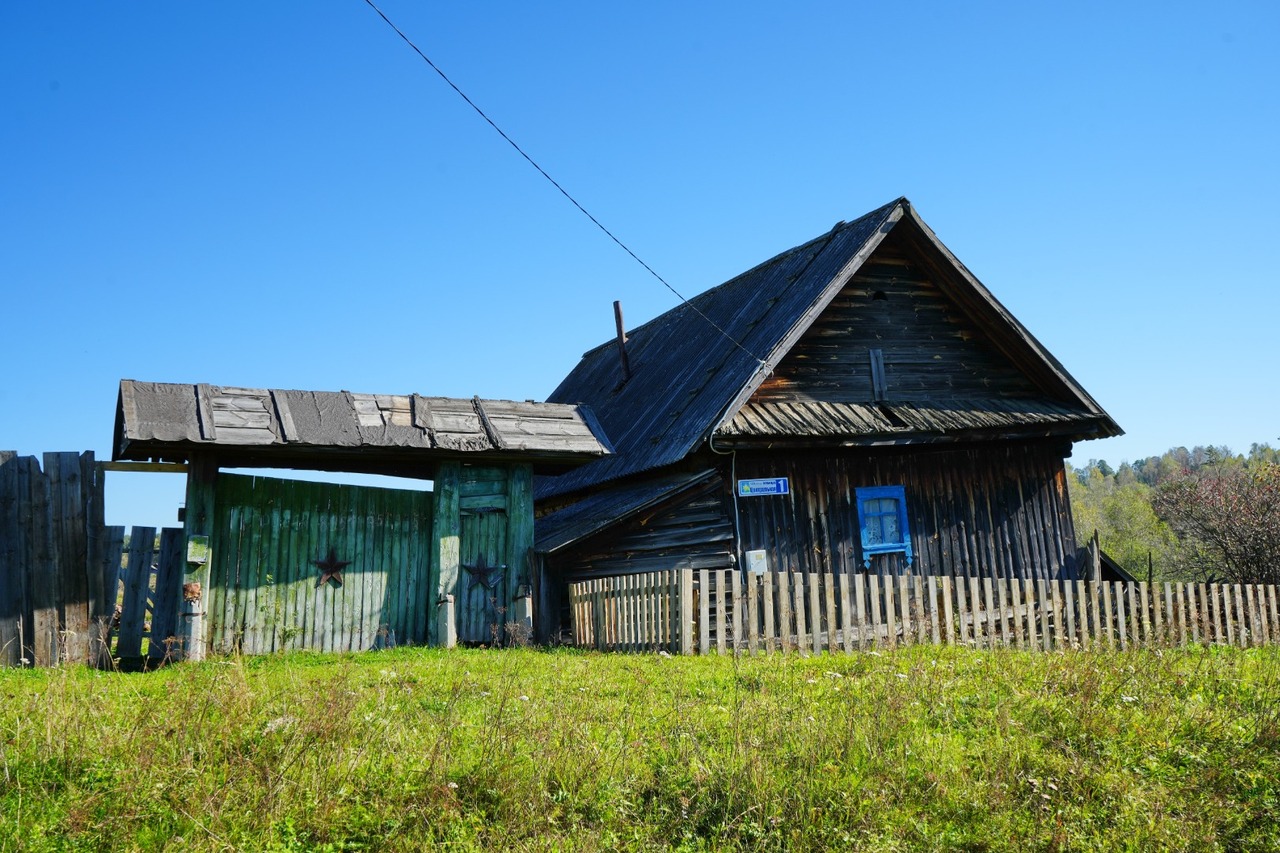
[717,571,730,652]
[1049,580,1063,651]
[1000,578,1017,649]
[1038,580,1052,652]
[928,576,941,646]
[1245,585,1260,647]
[1267,586,1279,645]
[1173,583,1186,646]
[1071,580,1086,650]
[825,573,839,653]
[678,569,693,654]
[1258,585,1272,646]
[1159,583,1172,646]
[1236,585,1250,647]
[44,454,86,663]
[743,572,757,654]
[1138,582,1151,646]
[25,457,60,666]
[954,575,969,646]
[1191,583,1204,644]
[1116,583,1130,650]
[965,576,980,647]
[116,527,155,659]
[868,574,883,649]
[698,569,711,653]
[1062,579,1076,649]
[809,573,823,654]
[148,529,184,662]
[96,525,126,661]
[899,574,913,647]
[0,455,26,667]
[1023,578,1038,651]
[792,571,808,653]
[940,575,954,645]
[982,577,996,649]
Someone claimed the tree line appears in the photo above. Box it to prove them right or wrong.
[1069,442,1280,584]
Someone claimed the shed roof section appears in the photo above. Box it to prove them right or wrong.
[115,380,612,473]
[535,470,716,555]
[539,198,1120,499]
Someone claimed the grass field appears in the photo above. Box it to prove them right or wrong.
[3,643,1279,851]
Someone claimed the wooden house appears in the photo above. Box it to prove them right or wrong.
[113,380,610,658]
[534,198,1121,639]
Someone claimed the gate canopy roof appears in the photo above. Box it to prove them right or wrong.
[114,380,612,475]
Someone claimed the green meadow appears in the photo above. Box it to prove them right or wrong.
[3,644,1279,851]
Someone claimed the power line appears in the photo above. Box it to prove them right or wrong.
[361,0,765,365]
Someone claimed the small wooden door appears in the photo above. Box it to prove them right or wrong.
[457,508,508,644]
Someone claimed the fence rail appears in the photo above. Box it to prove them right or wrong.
[568,570,1280,654]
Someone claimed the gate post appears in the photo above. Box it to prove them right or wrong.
[437,594,457,648]
[179,455,217,662]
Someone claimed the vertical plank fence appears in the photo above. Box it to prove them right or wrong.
[0,452,110,667]
[568,571,1280,655]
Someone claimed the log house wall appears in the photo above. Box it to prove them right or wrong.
[728,440,1078,582]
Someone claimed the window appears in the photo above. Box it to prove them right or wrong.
[855,485,912,568]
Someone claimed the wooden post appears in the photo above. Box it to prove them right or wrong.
[436,594,457,648]
[430,462,461,647]
[1089,530,1102,581]
[506,465,534,642]
[512,584,533,641]
[178,456,217,662]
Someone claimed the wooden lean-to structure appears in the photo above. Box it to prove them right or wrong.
[113,381,610,658]
[534,198,1122,640]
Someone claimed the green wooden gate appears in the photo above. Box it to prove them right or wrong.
[208,474,433,655]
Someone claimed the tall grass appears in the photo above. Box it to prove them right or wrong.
[3,644,1279,851]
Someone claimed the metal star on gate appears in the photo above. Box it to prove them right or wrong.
[461,553,505,591]
[313,547,352,588]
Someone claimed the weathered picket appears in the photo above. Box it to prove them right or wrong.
[568,571,1280,655]
[109,526,186,665]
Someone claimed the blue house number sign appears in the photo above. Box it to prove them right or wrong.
[737,477,790,497]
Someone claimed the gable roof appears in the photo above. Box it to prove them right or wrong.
[115,379,611,474]
[540,198,1120,499]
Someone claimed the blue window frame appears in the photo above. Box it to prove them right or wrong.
[855,485,913,568]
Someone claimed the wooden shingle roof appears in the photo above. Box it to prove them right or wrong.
[539,198,1120,499]
[114,380,611,474]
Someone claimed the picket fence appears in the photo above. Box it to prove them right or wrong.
[568,570,1280,655]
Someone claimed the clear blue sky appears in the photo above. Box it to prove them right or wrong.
[3,2,1277,529]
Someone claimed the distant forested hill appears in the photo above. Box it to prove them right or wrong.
[1069,442,1280,584]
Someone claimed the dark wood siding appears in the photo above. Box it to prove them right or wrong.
[728,440,1078,581]
[551,476,735,581]
[755,229,1040,405]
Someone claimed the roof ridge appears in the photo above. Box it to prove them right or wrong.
[576,198,906,360]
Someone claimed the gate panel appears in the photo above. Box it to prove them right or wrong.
[210,474,433,654]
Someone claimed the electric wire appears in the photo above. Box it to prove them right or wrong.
[362,0,765,365]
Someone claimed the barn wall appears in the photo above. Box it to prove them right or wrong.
[730,440,1078,581]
